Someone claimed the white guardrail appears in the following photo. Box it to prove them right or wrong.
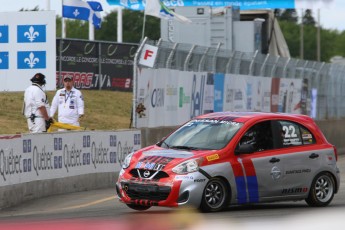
[0,130,141,208]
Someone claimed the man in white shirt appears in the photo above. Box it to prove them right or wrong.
[24,73,51,133]
[50,75,84,127]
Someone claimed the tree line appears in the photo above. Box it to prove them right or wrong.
[22,7,345,62]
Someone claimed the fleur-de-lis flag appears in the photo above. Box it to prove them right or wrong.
[62,0,103,29]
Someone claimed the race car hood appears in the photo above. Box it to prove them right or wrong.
[132,147,213,170]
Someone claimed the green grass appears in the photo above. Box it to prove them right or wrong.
[0,90,133,135]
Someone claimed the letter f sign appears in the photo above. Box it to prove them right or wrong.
[144,50,154,60]
[139,44,158,68]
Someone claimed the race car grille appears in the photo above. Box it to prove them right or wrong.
[129,169,169,180]
[122,183,171,201]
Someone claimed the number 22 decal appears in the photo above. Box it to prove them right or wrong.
[283,125,297,138]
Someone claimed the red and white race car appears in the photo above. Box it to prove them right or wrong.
[116,112,340,212]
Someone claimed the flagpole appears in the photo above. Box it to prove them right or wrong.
[46,0,51,10]
[117,6,123,43]
[89,23,94,41]
[141,12,147,41]
[62,18,66,38]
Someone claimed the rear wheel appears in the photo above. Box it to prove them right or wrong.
[305,172,335,207]
[199,178,229,212]
[126,204,151,211]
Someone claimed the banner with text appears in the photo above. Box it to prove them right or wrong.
[56,40,137,91]
[136,68,304,128]
[0,130,141,187]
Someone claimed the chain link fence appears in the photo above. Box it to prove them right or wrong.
[141,38,344,120]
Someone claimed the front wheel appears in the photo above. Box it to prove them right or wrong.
[126,204,151,211]
[305,172,335,207]
[199,178,229,212]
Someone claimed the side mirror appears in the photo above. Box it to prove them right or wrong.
[235,144,255,155]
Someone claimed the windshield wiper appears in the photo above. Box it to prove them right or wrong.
[170,145,199,150]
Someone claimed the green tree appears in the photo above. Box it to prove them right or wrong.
[276,9,298,23]
[279,21,300,58]
[96,9,160,43]
[303,9,316,26]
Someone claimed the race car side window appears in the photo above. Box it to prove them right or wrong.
[237,121,274,152]
[300,125,316,145]
[279,121,302,147]
[277,120,315,147]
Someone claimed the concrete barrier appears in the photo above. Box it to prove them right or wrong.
[0,130,140,209]
[316,119,345,155]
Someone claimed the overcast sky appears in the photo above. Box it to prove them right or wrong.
[0,0,344,31]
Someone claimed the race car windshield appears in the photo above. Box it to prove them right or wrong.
[161,119,243,150]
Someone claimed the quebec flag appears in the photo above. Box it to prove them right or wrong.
[17,25,47,43]
[0,25,9,43]
[63,0,103,29]
[17,51,46,69]
[0,52,9,69]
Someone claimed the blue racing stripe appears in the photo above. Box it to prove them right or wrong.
[235,177,247,204]
[247,176,259,203]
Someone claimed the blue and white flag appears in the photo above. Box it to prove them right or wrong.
[87,1,103,11]
[0,25,9,43]
[17,25,46,43]
[17,51,46,69]
[145,0,192,23]
[0,52,9,69]
[62,0,103,29]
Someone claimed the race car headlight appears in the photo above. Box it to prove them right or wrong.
[172,158,202,174]
[122,152,134,169]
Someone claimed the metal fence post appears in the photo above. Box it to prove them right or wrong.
[166,43,178,69]
[225,50,236,74]
[212,43,222,73]
[248,50,258,76]
[132,37,148,128]
[282,58,290,78]
[98,42,102,90]
[184,45,196,71]
[198,47,210,72]
[270,56,280,78]
[260,54,269,77]
[58,38,63,88]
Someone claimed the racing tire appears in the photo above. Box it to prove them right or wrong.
[199,178,229,212]
[126,204,151,211]
[305,172,335,207]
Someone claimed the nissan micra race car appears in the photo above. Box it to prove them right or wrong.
[116,112,340,212]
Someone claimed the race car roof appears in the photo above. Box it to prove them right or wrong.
[195,112,313,123]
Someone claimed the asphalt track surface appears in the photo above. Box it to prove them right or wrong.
[0,155,344,230]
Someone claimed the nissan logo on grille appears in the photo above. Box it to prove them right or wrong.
[143,170,150,178]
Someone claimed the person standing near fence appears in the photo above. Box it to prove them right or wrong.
[50,75,84,127]
[23,73,52,133]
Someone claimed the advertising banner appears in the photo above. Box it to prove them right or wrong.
[107,0,294,11]
[0,130,141,187]
[56,40,137,91]
[214,73,225,112]
[136,69,304,128]
[0,11,56,91]
[271,78,302,113]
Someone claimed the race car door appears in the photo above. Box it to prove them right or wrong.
[234,120,286,204]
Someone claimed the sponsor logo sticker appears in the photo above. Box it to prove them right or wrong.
[175,175,194,181]
[206,154,219,162]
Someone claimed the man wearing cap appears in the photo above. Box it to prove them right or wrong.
[50,75,84,128]
[23,73,51,133]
